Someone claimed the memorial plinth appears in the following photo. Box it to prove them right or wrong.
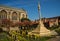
[28,20,58,36]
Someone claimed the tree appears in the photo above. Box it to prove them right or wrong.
[21,18,30,22]
[1,19,13,32]
[1,19,12,26]
[0,28,3,33]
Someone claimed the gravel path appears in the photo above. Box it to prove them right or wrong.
[46,36,60,41]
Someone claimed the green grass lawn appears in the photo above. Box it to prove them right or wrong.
[0,32,53,41]
[23,35,53,41]
[0,33,11,41]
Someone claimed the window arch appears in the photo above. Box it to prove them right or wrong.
[0,10,7,19]
[12,12,17,20]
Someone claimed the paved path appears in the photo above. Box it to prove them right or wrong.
[46,36,60,41]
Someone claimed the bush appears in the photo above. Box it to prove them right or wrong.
[55,28,60,35]
[48,25,59,30]
[0,28,3,33]
[21,18,30,22]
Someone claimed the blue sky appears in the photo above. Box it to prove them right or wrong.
[0,0,60,20]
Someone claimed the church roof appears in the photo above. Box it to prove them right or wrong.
[0,5,26,12]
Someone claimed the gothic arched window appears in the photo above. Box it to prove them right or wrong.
[0,10,7,19]
[12,12,17,20]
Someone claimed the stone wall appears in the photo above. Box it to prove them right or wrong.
[0,6,27,22]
